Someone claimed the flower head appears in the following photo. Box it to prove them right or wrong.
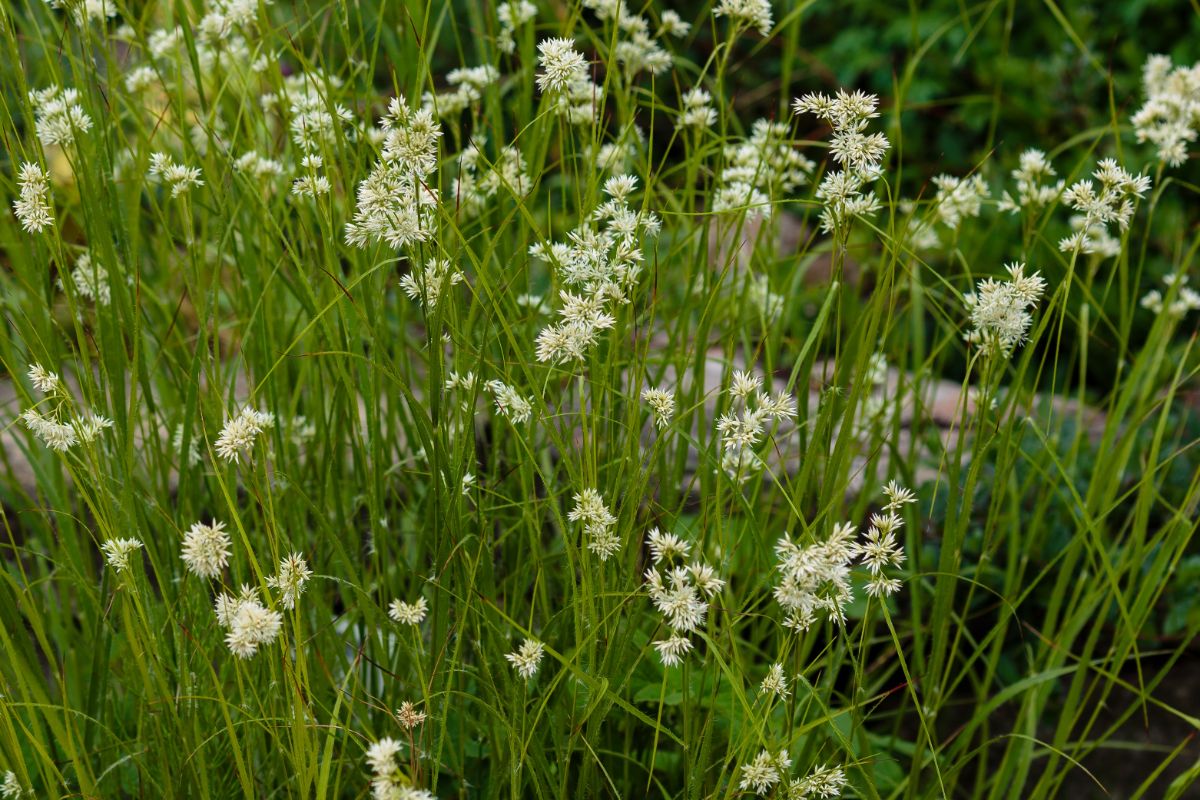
[102,538,143,574]
[13,162,53,232]
[388,596,429,625]
[505,638,545,679]
[181,520,231,579]
[267,553,313,610]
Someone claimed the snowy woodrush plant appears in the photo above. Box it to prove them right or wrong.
[2,1,1197,798]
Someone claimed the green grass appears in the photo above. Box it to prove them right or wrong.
[0,0,1198,798]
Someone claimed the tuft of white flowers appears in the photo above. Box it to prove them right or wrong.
[773,522,856,631]
[148,153,205,198]
[292,154,331,199]
[963,263,1047,358]
[739,749,791,794]
[759,662,790,699]
[930,173,989,230]
[267,553,313,610]
[20,363,113,451]
[215,585,283,659]
[1058,159,1151,255]
[998,149,1064,214]
[388,596,428,625]
[214,406,274,463]
[677,87,717,130]
[13,162,53,233]
[580,0,674,78]
[787,764,848,799]
[715,370,797,483]
[569,488,621,561]
[747,273,784,324]
[536,37,587,94]
[644,529,724,666]
[713,119,814,221]
[714,0,773,37]
[535,37,602,124]
[505,638,545,680]
[1,770,28,799]
[451,139,530,217]
[1141,272,1200,318]
[57,250,111,305]
[181,520,231,579]
[366,736,437,799]
[425,64,500,117]
[484,380,533,424]
[44,0,117,23]
[396,700,427,730]
[1132,54,1200,168]
[28,363,59,394]
[529,173,659,317]
[101,538,144,574]
[345,96,442,250]
[641,386,675,431]
[29,85,92,146]
[496,1,536,54]
[774,483,912,631]
[400,258,464,309]
[793,90,888,233]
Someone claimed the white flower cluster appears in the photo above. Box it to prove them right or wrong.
[931,173,989,230]
[181,520,232,579]
[399,258,463,310]
[278,75,353,155]
[496,1,536,54]
[998,149,1063,214]
[713,119,814,221]
[484,379,533,424]
[148,152,205,198]
[1133,54,1200,168]
[569,488,621,561]
[215,585,284,658]
[267,553,313,610]
[345,97,442,250]
[641,386,675,431]
[746,273,784,324]
[1058,159,1151,255]
[1141,273,1200,318]
[774,482,913,631]
[739,754,847,798]
[759,662,789,699]
[793,89,888,233]
[582,0,680,78]
[715,370,797,483]
[677,87,716,130]
[29,85,92,146]
[388,596,429,625]
[536,37,603,124]
[13,162,53,233]
[366,737,436,799]
[424,64,500,117]
[532,175,659,364]
[57,250,111,306]
[214,406,274,463]
[505,638,546,680]
[739,749,791,794]
[713,0,773,37]
[0,770,28,799]
[644,528,725,666]
[963,263,1046,358]
[101,538,144,574]
[451,140,529,216]
[20,363,113,451]
[44,0,116,23]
